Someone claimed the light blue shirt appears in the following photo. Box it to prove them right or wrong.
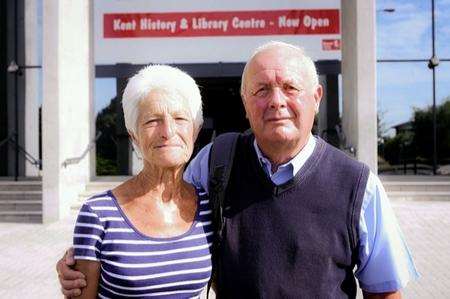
[184,135,419,293]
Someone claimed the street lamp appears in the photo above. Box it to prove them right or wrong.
[7,60,41,75]
[378,8,395,13]
[6,60,41,180]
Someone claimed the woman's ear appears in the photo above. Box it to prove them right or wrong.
[193,123,201,142]
[128,130,138,146]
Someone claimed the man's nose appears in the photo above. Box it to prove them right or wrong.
[161,118,176,140]
[269,87,287,109]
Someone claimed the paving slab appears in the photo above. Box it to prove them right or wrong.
[1,201,449,298]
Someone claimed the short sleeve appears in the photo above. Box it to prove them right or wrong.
[183,142,212,192]
[355,172,419,292]
[73,203,104,261]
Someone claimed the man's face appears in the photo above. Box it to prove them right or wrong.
[242,48,322,151]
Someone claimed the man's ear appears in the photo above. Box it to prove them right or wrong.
[314,84,323,113]
[241,93,250,119]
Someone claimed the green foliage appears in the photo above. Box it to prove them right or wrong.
[382,131,414,165]
[412,98,450,164]
[96,97,120,175]
[96,156,119,175]
[380,98,450,167]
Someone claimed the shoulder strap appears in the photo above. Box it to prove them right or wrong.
[206,132,240,298]
[208,132,240,200]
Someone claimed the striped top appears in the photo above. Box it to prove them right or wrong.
[73,189,213,299]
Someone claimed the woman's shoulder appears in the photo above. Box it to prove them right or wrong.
[79,191,117,214]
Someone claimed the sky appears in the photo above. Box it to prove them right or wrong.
[376,0,450,134]
[92,0,450,135]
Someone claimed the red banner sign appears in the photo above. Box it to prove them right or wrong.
[104,9,340,38]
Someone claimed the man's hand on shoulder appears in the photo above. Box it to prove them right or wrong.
[56,247,87,298]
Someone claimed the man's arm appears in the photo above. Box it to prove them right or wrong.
[184,142,212,191]
[363,291,401,299]
[355,172,419,294]
[59,201,103,297]
[72,260,100,299]
[57,248,87,297]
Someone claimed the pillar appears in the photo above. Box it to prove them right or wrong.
[341,0,378,173]
[42,0,94,222]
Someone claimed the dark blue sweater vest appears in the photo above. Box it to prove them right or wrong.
[217,134,370,298]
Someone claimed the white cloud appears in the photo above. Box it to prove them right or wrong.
[378,12,431,58]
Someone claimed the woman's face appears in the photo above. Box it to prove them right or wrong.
[132,90,197,168]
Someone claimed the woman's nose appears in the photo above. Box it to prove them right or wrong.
[160,118,175,139]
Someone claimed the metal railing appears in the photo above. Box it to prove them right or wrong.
[0,132,42,171]
[321,125,356,156]
[62,131,102,167]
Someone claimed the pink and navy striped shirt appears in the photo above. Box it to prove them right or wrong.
[73,189,213,298]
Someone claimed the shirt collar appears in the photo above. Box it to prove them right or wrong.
[253,134,316,178]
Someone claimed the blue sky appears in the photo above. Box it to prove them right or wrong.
[376,0,450,135]
[93,0,450,135]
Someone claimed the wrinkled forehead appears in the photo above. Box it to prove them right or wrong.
[246,50,303,85]
[139,90,190,116]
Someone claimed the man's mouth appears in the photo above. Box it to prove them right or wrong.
[266,117,291,122]
[154,144,182,149]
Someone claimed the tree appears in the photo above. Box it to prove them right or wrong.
[95,97,120,175]
[381,97,450,171]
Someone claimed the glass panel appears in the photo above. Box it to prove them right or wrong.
[436,0,450,59]
[377,0,431,60]
[377,62,434,174]
[436,62,450,175]
[95,78,119,176]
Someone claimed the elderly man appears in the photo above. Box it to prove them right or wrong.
[58,41,417,298]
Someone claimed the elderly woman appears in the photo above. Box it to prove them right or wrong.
[72,65,212,298]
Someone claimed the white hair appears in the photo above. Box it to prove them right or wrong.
[240,41,319,95]
[122,65,203,136]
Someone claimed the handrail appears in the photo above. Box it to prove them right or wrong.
[14,140,42,169]
[333,125,356,156]
[0,132,42,170]
[0,133,15,149]
[62,131,102,167]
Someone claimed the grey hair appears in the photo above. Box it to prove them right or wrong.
[122,64,203,136]
[240,41,319,95]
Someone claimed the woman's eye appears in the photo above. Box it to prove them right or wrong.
[145,119,158,125]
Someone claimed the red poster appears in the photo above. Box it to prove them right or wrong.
[104,9,340,38]
[322,39,341,50]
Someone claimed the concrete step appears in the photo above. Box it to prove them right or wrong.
[0,211,42,223]
[383,182,450,192]
[0,181,42,191]
[84,181,124,193]
[387,191,450,201]
[72,178,128,210]
[0,191,42,201]
[0,200,42,211]
[0,182,43,223]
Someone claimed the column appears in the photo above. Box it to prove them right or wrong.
[341,0,378,173]
[24,0,40,177]
[42,0,94,222]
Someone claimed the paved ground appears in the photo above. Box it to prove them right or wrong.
[1,200,449,298]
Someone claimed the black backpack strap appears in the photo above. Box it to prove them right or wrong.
[206,132,240,298]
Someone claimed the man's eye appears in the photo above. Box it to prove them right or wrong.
[284,84,300,92]
[175,117,188,122]
[253,87,269,97]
